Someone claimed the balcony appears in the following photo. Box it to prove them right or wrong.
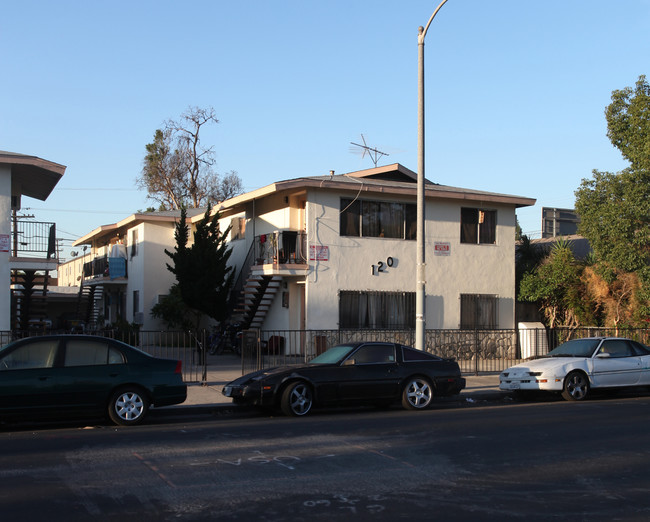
[254,230,307,266]
[10,220,57,258]
[9,220,58,271]
[82,255,128,283]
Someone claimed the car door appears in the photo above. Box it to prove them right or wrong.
[0,338,62,415]
[591,339,642,387]
[58,338,127,410]
[336,343,400,401]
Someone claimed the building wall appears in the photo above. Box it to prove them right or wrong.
[0,166,11,330]
[301,190,517,330]
[137,221,177,330]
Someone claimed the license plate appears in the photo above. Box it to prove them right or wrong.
[508,382,520,390]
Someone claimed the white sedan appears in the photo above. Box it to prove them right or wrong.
[499,337,650,401]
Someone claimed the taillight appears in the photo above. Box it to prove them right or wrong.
[175,361,182,374]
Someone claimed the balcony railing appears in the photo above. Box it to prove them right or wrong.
[83,255,128,280]
[254,230,307,265]
[10,220,57,258]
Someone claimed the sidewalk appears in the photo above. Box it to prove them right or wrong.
[164,353,508,413]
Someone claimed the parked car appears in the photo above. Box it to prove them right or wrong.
[222,341,465,416]
[499,337,650,401]
[0,335,187,425]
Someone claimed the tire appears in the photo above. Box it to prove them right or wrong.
[280,381,313,416]
[108,387,150,426]
[562,371,590,401]
[402,377,433,410]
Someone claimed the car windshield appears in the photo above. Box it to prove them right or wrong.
[547,338,602,358]
[309,345,356,364]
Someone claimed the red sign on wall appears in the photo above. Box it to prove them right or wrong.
[434,242,451,256]
[309,245,329,261]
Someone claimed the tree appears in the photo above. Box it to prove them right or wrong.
[138,106,244,209]
[519,241,593,328]
[575,76,650,273]
[161,205,235,327]
[605,75,650,172]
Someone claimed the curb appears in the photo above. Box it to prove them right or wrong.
[155,389,512,417]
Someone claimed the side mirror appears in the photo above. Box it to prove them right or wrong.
[596,352,611,358]
[342,359,355,366]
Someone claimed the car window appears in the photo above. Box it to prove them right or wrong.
[598,340,634,358]
[0,340,58,370]
[631,341,650,355]
[402,346,442,362]
[64,340,124,366]
[352,344,395,364]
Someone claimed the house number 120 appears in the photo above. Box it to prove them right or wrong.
[371,256,394,275]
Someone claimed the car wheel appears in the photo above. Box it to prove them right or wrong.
[562,371,590,401]
[281,381,313,416]
[402,377,433,410]
[108,387,150,426]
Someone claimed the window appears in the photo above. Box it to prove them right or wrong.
[339,291,415,329]
[340,199,416,240]
[64,340,124,366]
[349,344,396,364]
[460,294,498,329]
[133,290,140,315]
[130,229,139,257]
[460,208,496,244]
[231,217,245,240]
[0,341,58,370]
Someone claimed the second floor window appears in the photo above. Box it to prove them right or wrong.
[340,198,416,240]
[230,217,245,240]
[130,229,139,257]
[460,208,496,244]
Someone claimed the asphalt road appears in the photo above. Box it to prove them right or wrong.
[2,396,650,521]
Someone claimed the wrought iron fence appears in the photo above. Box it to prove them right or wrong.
[5,327,650,383]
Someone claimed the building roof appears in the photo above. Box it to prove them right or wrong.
[73,207,207,246]
[0,150,66,201]
[215,163,535,213]
[73,163,535,245]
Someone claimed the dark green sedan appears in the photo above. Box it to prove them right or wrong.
[0,335,187,426]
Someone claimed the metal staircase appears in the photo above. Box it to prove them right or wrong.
[10,269,51,331]
[235,275,282,329]
[76,282,103,327]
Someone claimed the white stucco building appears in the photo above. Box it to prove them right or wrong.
[0,151,65,332]
[59,164,534,334]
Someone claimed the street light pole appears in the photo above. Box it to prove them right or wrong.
[416,0,449,351]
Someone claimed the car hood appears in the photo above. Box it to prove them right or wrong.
[503,357,583,376]
[228,363,328,385]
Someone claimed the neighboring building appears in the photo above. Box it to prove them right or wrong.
[0,151,65,331]
[541,207,579,238]
[60,163,534,334]
[59,209,206,329]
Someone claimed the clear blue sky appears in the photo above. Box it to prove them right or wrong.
[2,0,648,257]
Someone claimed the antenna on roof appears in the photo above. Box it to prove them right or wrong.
[350,134,389,167]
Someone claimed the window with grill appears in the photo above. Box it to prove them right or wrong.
[339,291,415,329]
[460,294,498,329]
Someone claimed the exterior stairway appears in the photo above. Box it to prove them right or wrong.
[10,269,51,331]
[235,275,282,329]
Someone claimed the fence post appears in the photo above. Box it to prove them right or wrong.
[474,329,479,376]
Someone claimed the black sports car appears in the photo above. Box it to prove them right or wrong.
[222,341,465,416]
